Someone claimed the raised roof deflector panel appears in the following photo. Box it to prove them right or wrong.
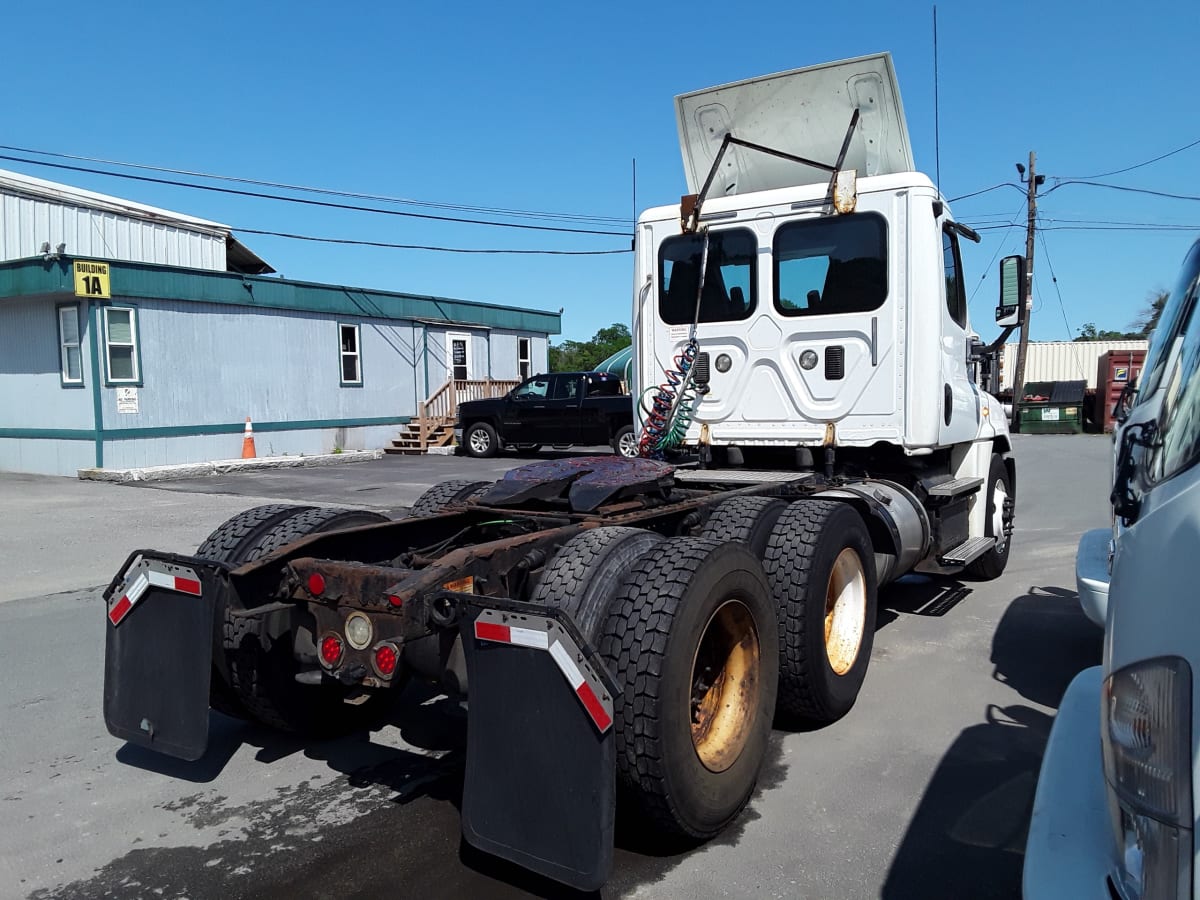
[674,53,914,196]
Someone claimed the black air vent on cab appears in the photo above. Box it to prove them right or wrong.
[825,346,845,380]
[693,352,711,385]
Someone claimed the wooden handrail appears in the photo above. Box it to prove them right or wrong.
[417,379,522,446]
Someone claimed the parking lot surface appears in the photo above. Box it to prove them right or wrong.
[0,434,1108,898]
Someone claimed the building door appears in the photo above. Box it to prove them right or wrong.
[446,333,472,403]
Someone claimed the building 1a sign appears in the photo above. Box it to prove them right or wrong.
[73,261,111,299]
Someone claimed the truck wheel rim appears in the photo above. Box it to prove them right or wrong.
[825,549,867,676]
[690,599,761,773]
[991,480,1010,553]
[469,429,490,454]
[618,432,639,457]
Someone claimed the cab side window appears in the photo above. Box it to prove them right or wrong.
[943,230,967,329]
[1139,242,1200,401]
[1153,259,1200,482]
[513,377,550,400]
[552,376,580,400]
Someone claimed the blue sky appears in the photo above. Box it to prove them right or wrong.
[4,0,1197,343]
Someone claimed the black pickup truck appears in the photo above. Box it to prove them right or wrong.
[456,372,636,458]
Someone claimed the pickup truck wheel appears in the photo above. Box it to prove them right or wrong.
[464,422,499,458]
[196,504,318,718]
[529,527,664,643]
[224,507,396,735]
[697,496,789,559]
[613,425,639,459]
[408,479,492,517]
[763,500,878,725]
[965,455,1015,580]
[599,538,779,843]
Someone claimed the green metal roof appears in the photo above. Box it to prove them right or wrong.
[0,256,561,334]
[595,344,633,382]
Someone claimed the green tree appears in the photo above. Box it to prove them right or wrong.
[1133,289,1169,336]
[549,323,631,372]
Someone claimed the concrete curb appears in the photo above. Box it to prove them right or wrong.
[78,450,385,483]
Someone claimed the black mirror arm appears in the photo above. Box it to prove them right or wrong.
[969,324,1020,360]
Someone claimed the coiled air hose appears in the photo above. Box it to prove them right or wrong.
[637,233,709,459]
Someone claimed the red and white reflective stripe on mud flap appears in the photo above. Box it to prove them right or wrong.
[473,612,613,733]
[108,557,202,626]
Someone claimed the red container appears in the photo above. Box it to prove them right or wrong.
[1096,349,1146,432]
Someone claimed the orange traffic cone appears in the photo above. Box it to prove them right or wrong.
[241,416,257,459]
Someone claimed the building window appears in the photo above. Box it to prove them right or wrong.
[57,304,83,386]
[518,337,532,379]
[339,324,362,385]
[103,307,141,384]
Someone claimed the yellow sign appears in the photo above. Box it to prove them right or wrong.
[73,261,111,299]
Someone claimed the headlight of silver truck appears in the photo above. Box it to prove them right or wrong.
[1101,657,1193,900]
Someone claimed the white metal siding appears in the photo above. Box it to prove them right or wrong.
[1000,340,1149,390]
[1,193,225,270]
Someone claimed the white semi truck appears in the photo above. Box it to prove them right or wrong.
[100,53,1019,891]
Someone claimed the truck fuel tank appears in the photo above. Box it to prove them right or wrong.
[811,479,930,585]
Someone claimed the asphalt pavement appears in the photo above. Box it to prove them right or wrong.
[0,435,1110,899]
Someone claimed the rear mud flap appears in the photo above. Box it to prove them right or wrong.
[103,554,218,762]
[460,606,616,892]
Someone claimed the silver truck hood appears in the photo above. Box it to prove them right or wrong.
[674,53,914,196]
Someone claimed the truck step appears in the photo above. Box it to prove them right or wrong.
[674,469,817,484]
[927,476,984,498]
[938,536,995,566]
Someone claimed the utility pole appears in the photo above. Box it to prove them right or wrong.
[1011,151,1042,430]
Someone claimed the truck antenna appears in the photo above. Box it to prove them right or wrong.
[933,5,942,195]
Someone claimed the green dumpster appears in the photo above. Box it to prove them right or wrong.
[1018,380,1086,434]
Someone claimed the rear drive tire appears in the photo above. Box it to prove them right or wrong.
[196,504,316,718]
[408,479,492,517]
[529,527,664,643]
[697,496,789,559]
[612,425,639,459]
[763,500,878,725]
[464,422,499,458]
[599,538,779,843]
[222,507,395,734]
[965,454,1014,580]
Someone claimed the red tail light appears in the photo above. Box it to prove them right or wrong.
[387,594,403,608]
[320,633,343,666]
[374,642,399,677]
[308,572,327,596]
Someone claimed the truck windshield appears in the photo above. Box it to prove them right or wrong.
[773,213,888,317]
[659,228,756,325]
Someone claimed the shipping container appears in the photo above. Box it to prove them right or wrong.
[1000,340,1148,391]
[1095,348,1146,432]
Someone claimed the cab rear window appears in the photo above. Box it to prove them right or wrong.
[773,214,888,317]
[659,229,756,325]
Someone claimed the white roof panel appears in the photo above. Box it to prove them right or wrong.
[674,53,914,196]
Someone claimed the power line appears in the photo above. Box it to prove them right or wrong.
[1041,180,1200,202]
[234,227,631,255]
[1057,136,1200,180]
[0,153,632,238]
[948,182,1024,203]
[1041,216,1200,228]
[0,143,632,227]
[1037,232,1080,344]
[968,200,1028,306]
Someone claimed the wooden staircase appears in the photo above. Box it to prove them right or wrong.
[385,378,519,455]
